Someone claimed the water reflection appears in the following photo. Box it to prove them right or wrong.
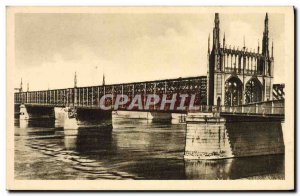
[19,120,28,129]
[62,127,113,154]
[14,115,285,180]
[19,118,55,128]
[185,155,284,179]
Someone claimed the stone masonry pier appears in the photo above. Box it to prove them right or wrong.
[184,112,284,159]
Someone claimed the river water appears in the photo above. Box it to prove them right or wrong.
[14,114,284,180]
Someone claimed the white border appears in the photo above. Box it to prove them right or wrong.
[1,0,299,195]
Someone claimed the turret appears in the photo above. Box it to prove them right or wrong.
[212,13,220,51]
[102,74,105,86]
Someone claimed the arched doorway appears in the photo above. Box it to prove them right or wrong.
[245,78,263,104]
[224,76,243,106]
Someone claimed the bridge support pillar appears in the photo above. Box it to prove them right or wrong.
[184,112,284,160]
[184,112,233,159]
[54,107,65,128]
[63,107,79,130]
[19,104,29,120]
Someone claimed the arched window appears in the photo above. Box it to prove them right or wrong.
[224,77,243,106]
[245,78,263,104]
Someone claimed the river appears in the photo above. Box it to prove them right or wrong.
[14,114,284,180]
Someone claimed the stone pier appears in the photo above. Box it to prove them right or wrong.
[184,112,285,160]
[54,107,65,128]
[17,105,113,130]
[19,104,29,120]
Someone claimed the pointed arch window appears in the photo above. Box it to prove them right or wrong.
[224,77,243,106]
[245,78,263,104]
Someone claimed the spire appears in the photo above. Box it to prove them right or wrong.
[19,78,23,92]
[214,13,220,27]
[27,83,29,92]
[262,13,270,57]
[74,72,77,88]
[102,73,105,86]
[264,13,269,34]
[257,39,260,53]
[243,36,246,49]
[212,13,220,51]
[223,32,225,48]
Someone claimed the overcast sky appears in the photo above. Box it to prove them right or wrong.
[15,13,285,90]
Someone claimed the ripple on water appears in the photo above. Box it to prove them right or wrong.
[26,141,141,180]
[72,158,97,163]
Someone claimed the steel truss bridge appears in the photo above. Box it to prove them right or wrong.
[14,75,285,118]
[15,76,207,113]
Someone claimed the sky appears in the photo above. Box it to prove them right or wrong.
[15,12,285,90]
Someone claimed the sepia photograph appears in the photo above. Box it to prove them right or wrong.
[6,6,294,190]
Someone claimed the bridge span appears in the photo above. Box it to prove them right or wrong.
[15,76,207,112]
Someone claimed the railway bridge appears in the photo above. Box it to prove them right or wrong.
[14,13,285,159]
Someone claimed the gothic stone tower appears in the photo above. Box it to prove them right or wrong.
[207,13,274,106]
